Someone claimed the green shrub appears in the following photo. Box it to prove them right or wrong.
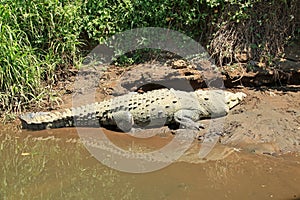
[0,0,297,114]
[208,0,297,66]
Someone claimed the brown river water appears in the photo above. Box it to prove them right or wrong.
[1,124,300,200]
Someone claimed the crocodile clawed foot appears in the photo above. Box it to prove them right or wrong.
[127,127,169,138]
[171,129,199,140]
[128,128,144,134]
[195,122,205,130]
[180,122,205,131]
[197,131,223,144]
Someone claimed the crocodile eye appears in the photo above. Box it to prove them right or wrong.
[204,97,209,101]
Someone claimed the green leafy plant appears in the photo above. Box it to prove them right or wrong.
[0,0,297,114]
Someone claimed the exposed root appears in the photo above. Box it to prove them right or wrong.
[209,1,297,67]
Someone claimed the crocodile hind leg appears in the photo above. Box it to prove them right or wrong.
[174,110,205,130]
[112,111,134,132]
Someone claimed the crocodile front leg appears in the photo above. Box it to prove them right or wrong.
[174,109,205,130]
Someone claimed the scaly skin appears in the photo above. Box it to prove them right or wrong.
[19,89,246,130]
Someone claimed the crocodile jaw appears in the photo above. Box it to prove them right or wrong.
[224,91,247,109]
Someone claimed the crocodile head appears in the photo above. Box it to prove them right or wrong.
[224,91,247,109]
[194,90,246,111]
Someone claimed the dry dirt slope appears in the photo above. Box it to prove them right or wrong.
[221,87,300,155]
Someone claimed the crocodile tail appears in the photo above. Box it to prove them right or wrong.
[19,112,76,130]
[19,109,101,130]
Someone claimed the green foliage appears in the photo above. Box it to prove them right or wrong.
[0,0,297,113]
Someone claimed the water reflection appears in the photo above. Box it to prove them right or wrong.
[0,128,138,199]
[1,126,300,200]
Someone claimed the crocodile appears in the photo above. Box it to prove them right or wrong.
[19,88,246,131]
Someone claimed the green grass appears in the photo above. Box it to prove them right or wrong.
[0,1,83,114]
[0,22,44,113]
